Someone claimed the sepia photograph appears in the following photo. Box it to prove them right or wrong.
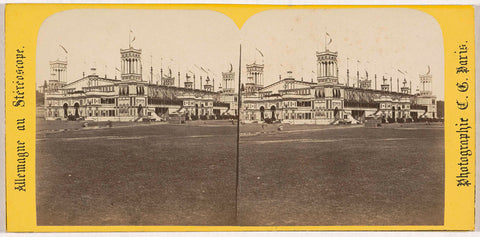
[36,8,444,226]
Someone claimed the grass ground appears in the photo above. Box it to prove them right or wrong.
[36,120,444,226]
[238,123,444,226]
[36,121,237,225]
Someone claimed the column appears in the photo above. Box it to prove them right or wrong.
[323,62,326,77]
[331,61,334,76]
[321,62,324,77]
[334,62,337,77]
[327,61,332,77]
[327,62,330,76]
[134,59,137,74]
[332,61,335,76]
[326,62,329,77]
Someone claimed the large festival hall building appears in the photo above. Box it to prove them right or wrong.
[240,49,437,124]
[43,44,437,124]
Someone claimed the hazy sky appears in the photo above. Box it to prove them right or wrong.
[37,8,444,99]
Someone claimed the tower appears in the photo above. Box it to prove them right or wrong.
[381,76,389,91]
[401,78,409,94]
[416,66,436,118]
[161,68,175,86]
[419,66,433,96]
[222,64,235,94]
[120,47,142,81]
[313,49,343,124]
[50,60,68,84]
[204,76,213,92]
[316,50,338,84]
[245,63,264,93]
[358,71,371,89]
[184,73,193,89]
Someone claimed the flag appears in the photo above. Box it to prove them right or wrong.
[129,29,135,46]
[256,48,264,57]
[229,63,233,72]
[200,66,208,73]
[59,45,68,54]
[326,32,332,45]
[115,67,120,72]
[397,69,405,75]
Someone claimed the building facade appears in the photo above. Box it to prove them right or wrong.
[240,49,436,124]
[44,45,234,121]
[44,45,437,124]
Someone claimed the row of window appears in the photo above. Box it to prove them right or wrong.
[285,113,312,120]
[85,86,115,92]
[297,101,312,107]
[183,101,213,107]
[100,98,115,104]
[118,86,145,95]
[380,103,410,109]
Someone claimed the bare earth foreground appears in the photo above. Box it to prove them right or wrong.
[36,120,444,226]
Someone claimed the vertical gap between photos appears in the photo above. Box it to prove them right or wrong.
[235,44,242,224]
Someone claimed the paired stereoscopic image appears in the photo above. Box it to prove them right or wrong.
[36,8,444,226]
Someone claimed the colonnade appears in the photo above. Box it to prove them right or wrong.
[249,71,264,86]
[121,58,141,74]
[51,68,67,83]
[317,61,337,77]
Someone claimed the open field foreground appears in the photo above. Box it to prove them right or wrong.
[238,122,444,226]
[36,120,444,226]
[36,121,238,225]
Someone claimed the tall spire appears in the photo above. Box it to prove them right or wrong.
[150,55,153,84]
[346,57,350,87]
